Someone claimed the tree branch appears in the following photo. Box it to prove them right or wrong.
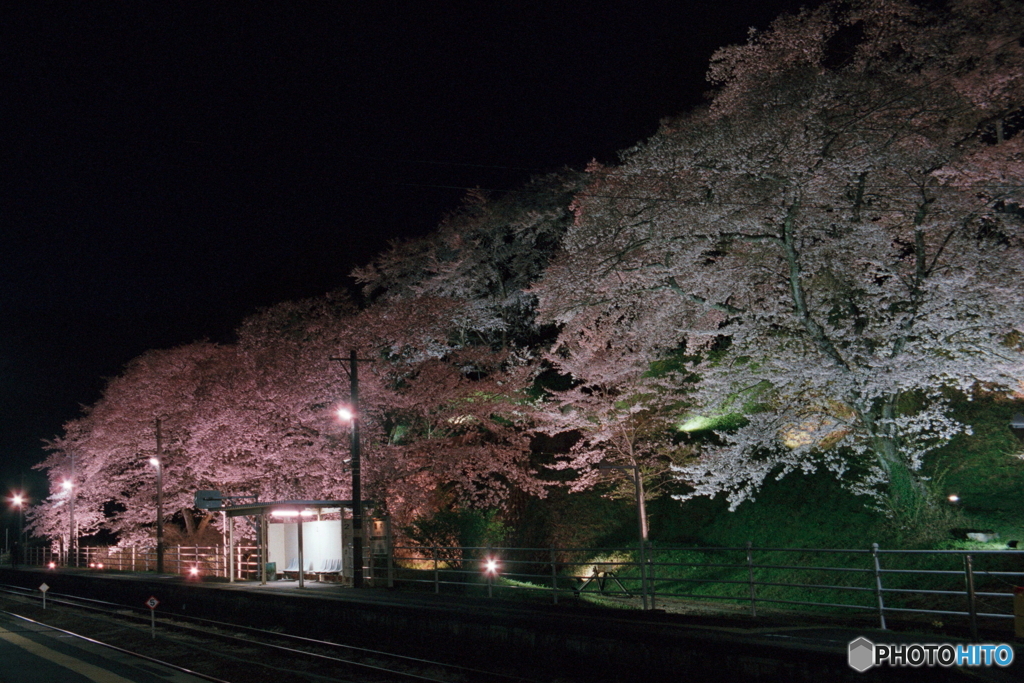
[665,277,745,315]
[780,200,851,370]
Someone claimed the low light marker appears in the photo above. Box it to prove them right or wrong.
[146,596,159,638]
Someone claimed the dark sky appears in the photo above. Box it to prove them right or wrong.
[1,1,813,517]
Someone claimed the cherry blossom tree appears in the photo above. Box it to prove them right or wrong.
[33,294,361,543]
[36,342,236,544]
[535,0,1024,516]
[35,0,1023,544]
[36,286,554,540]
[353,171,584,350]
[348,175,588,524]
[541,378,694,505]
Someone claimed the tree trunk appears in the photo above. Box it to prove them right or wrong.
[871,402,929,518]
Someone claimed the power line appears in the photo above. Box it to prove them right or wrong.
[380,29,1024,212]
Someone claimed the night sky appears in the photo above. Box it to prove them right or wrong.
[2,1,814,516]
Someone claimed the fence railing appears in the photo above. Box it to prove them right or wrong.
[390,543,1024,634]
[6,545,269,581]
[6,541,1023,634]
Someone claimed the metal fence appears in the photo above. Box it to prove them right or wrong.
[390,543,1024,635]
[6,541,1023,634]
[6,545,268,580]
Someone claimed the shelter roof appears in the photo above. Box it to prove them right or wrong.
[219,500,371,518]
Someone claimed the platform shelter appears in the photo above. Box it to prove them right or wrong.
[198,494,390,588]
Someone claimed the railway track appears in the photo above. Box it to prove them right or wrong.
[0,583,544,683]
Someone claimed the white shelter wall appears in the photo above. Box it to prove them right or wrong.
[268,519,343,570]
[268,522,287,567]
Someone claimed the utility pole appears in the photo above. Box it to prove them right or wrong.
[350,350,363,589]
[20,473,25,546]
[331,350,372,588]
[68,454,76,567]
[155,419,165,574]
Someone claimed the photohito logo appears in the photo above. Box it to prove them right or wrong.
[848,637,1014,671]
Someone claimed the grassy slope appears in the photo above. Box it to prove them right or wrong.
[404,399,1024,626]
[926,396,1024,540]
[598,396,1024,622]
[644,395,1024,550]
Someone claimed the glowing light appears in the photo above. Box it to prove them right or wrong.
[270,509,317,518]
[11,494,24,507]
[48,562,56,569]
[149,457,160,467]
[484,558,499,575]
[89,563,95,568]
[189,567,199,576]
[336,407,354,421]
[677,415,716,432]
[97,563,103,569]
[948,494,960,503]
[63,480,73,491]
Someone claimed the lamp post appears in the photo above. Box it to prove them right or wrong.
[335,349,365,588]
[12,494,25,544]
[10,493,25,566]
[63,476,76,567]
[598,461,650,610]
[151,418,165,574]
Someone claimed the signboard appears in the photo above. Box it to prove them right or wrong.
[194,490,223,510]
[1011,414,1024,443]
[146,596,159,638]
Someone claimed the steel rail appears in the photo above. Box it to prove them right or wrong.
[2,587,456,682]
[0,608,231,683]
[0,584,540,683]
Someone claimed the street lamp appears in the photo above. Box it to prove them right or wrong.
[151,416,166,574]
[597,461,650,610]
[63,478,76,567]
[149,455,164,573]
[9,493,26,566]
[336,400,364,589]
[11,494,25,543]
[332,349,374,589]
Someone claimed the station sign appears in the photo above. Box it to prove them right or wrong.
[194,490,223,510]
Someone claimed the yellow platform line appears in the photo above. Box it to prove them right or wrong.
[0,625,136,683]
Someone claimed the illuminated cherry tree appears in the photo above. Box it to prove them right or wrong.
[535,0,1024,514]
[34,1,1024,544]
[37,279,554,540]
[36,342,239,544]
[353,171,583,350]
[348,176,585,521]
